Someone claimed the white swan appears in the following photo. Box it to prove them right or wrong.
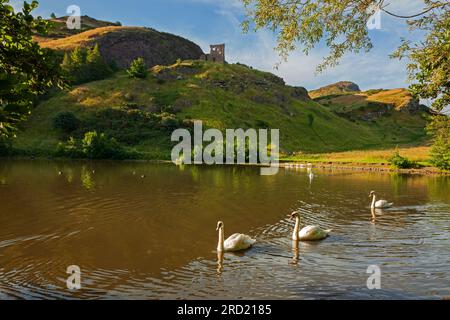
[216,221,256,252]
[369,191,393,209]
[291,211,332,241]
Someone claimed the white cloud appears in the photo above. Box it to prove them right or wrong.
[225,32,409,91]
[189,0,423,90]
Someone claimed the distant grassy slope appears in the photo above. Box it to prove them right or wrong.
[283,146,432,166]
[39,26,158,50]
[312,87,430,145]
[14,61,430,159]
[309,81,361,99]
[33,15,119,43]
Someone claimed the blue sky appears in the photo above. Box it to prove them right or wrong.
[13,0,428,91]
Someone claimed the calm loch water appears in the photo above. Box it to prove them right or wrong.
[0,160,449,299]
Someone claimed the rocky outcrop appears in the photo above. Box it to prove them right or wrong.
[291,86,310,101]
[338,81,361,92]
[40,26,204,69]
[309,81,361,99]
[400,97,427,114]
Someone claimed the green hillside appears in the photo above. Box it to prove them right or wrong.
[13,60,430,160]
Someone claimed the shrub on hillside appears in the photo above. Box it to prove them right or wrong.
[82,131,126,159]
[127,58,148,79]
[56,137,83,158]
[86,44,114,80]
[427,115,450,170]
[430,136,450,170]
[57,132,127,159]
[82,108,159,144]
[61,45,113,84]
[52,111,80,133]
[389,150,418,169]
[159,113,180,130]
[79,108,182,145]
[307,114,315,127]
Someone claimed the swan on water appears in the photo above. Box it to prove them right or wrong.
[291,211,332,241]
[369,191,393,209]
[216,221,256,252]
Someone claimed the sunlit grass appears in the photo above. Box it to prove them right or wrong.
[14,61,431,160]
[283,146,432,166]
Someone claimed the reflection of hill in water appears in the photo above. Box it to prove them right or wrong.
[0,160,448,299]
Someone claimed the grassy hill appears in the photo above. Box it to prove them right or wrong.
[17,16,431,160]
[309,81,361,99]
[33,15,120,43]
[36,18,204,68]
[314,87,424,110]
[13,60,431,160]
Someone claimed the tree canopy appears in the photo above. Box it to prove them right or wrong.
[0,0,64,139]
[392,6,449,112]
[242,0,449,112]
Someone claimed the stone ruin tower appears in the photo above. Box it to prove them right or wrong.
[200,44,225,63]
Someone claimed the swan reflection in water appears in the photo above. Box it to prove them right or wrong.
[371,207,377,223]
[371,207,393,223]
[216,251,224,275]
[290,240,300,265]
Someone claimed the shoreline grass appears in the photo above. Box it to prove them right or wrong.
[281,146,432,166]
[3,146,449,175]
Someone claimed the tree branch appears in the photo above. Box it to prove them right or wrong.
[381,2,449,19]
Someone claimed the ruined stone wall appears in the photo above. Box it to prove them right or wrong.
[200,44,225,63]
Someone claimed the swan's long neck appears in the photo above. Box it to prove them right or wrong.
[217,227,225,252]
[371,194,377,208]
[292,216,300,241]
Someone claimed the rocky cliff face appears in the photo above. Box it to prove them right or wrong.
[39,26,204,69]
